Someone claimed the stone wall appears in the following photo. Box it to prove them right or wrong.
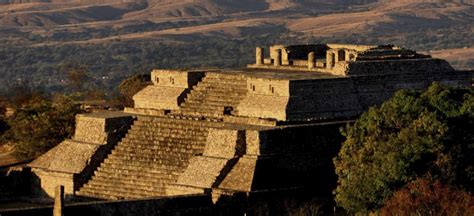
[0,194,245,216]
[133,86,189,110]
[166,123,339,197]
[215,122,345,194]
[286,78,361,121]
[74,112,133,145]
[216,156,257,192]
[346,58,454,76]
[150,69,203,88]
[29,112,134,197]
[327,44,377,52]
[235,69,472,122]
[134,70,204,111]
[237,78,290,120]
[167,129,246,196]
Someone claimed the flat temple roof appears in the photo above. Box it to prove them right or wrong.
[212,68,343,80]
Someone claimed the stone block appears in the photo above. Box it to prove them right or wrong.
[203,129,244,158]
[151,69,204,87]
[73,112,133,145]
[245,130,261,156]
[217,156,257,192]
[30,168,74,197]
[133,85,188,110]
[346,58,454,76]
[237,94,289,120]
[30,140,101,174]
[174,156,229,189]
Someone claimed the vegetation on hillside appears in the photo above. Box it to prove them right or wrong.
[0,32,294,94]
[0,92,82,160]
[1,23,472,96]
[118,73,151,107]
[381,178,473,216]
[334,83,473,213]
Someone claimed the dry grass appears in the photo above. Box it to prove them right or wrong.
[0,0,472,65]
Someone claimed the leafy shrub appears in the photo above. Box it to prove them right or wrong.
[4,95,82,160]
[381,178,474,216]
[118,74,151,107]
[334,82,473,213]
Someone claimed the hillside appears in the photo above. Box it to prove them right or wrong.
[0,0,472,93]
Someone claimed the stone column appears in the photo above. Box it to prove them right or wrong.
[308,52,315,69]
[54,185,64,216]
[256,47,264,65]
[274,49,281,66]
[334,50,339,64]
[326,51,334,69]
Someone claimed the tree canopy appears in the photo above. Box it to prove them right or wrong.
[333,82,473,213]
[381,178,473,216]
[118,74,150,107]
[2,94,82,160]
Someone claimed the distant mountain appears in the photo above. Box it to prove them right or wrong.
[0,0,472,93]
[0,1,471,42]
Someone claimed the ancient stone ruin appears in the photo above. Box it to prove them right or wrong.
[29,44,471,202]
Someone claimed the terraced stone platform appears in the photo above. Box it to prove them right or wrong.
[173,73,248,118]
[76,116,216,199]
[29,43,472,203]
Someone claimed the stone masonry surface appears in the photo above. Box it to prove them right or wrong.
[28,43,473,202]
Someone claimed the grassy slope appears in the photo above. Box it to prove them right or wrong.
[0,0,471,94]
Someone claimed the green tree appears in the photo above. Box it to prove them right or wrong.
[3,95,82,160]
[117,74,150,107]
[333,83,473,213]
[59,62,90,92]
[6,81,46,108]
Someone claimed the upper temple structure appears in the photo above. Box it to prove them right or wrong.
[28,44,472,202]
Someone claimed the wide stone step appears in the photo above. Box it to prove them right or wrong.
[130,125,208,133]
[112,145,203,156]
[123,133,204,141]
[87,176,169,191]
[89,174,172,187]
[180,101,240,111]
[120,137,204,146]
[79,185,165,200]
[106,154,190,166]
[125,129,207,138]
[120,136,206,145]
[176,110,224,118]
[201,75,246,81]
[132,122,207,129]
[134,118,218,128]
[77,188,125,200]
[110,148,200,159]
[182,98,238,106]
[188,88,247,97]
[132,121,207,131]
[96,166,180,178]
[102,158,187,171]
[117,139,205,150]
[186,91,245,100]
[93,169,176,183]
[194,85,246,92]
[79,182,164,199]
[98,161,182,173]
[130,124,208,134]
[123,134,206,142]
[180,103,226,112]
[84,183,165,198]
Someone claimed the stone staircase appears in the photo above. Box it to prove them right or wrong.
[76,116,213,200]
[173,73,247,118]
